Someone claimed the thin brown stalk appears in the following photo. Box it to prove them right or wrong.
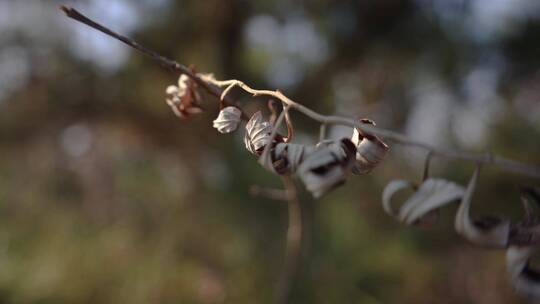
[249,185,288,201]
[275,176,302,304]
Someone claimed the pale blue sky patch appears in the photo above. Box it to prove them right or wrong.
[67,0,140,72]
[244,14,328,88]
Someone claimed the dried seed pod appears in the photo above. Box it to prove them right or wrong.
[244,111,274,155]
[351,120,389,174]
[165,74,203,118]
[297,139,356,198]
[213,106,242,134]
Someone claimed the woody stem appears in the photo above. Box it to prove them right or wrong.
[61,5,540,179]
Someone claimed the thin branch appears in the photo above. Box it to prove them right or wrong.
[275,176,303,304]
[202,78,540,179]
[59,5,248,120]
[60,5,540,179]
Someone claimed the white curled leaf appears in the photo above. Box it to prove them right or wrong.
[382,178,465,225]
[166,85,179,95]
[213,106,242,134]
[297,139,356,198]
[178,74,190,92]
[351,122,389,174]
[506,246,540,299]
[298,161,347,198]
[455,167,510,248]
[400,179,465,225]
[274,143,313,174]
[316,140,348,161]
[260,143,314,175]
[244,111,273,155]
[382,180,414,216]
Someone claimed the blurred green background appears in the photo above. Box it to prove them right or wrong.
[1,0,540,303]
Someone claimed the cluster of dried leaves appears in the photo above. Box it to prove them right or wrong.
[231,109,387,198]
[384,167,540,299]
[165,74,203,118]
[166,75,389,198]
[166,73,540,299]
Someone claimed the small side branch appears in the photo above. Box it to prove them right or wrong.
[249,185,288,201]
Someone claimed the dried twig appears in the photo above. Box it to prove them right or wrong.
[59,5,248,120]
[203,79,540,178]
[60,5,540,179]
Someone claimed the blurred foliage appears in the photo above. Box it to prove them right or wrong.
[0,0,539,303]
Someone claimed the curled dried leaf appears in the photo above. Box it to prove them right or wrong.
[382,178,465,226]
[297,139,356,198]
[213,106,242,134]
[455,166,510,248]
[244,111,274,155]
[276,143,310,173]
[508,187,540,247]
[165,74,203,118]
[520,187,540,225]
[351,120,389,174]
[382,180,414,216]
[260,143,314,175]
[506,246,540,299]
